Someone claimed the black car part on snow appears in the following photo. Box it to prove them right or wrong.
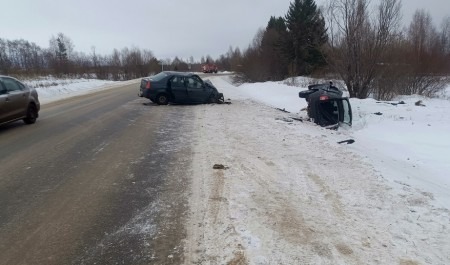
[299,83,352,128]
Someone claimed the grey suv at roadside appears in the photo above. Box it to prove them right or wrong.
[0,75,40,126]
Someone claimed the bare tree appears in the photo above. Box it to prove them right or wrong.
[325,0,401,98]
[0,34,161,80]
[71,51,91,77]
[0,38,47,76]
[440,16,450,73]
[48,33,75,75]
[408,10,436,67]
[238,29,267,82]
[108,49,122,80]
[227,46,242,72]
[91,46,110,79]
[0,39,12,75]
[400,10,450,96]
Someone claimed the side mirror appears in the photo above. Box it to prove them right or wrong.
[0,88,7,95]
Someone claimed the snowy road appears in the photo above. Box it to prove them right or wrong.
[0,75,448,264]
[0,82,192,264]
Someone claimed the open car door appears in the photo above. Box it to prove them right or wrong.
[339,98,352,126]
[316,98,352,127]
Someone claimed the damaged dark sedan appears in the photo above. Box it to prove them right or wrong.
[299,83,352,128]
[138,71,224,105]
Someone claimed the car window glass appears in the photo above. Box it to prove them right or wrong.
[186,77,203,89]
[0,83,7,95]
[342,99,352,124]
[171,76,184,87]
[151,72,167,82]
[193,76,202,83]
[17,82,26,90]
[2,78,23,92]
[169,77,176,86]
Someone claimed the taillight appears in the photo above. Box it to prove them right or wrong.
[319,95,329,101]
[145,81,151,89]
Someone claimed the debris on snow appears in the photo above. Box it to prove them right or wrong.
[213,164,228,170]
[415,100,426,107]
[275,107,290,113]
[337,139,355,144]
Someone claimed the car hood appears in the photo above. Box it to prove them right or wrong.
[204,80,218,91]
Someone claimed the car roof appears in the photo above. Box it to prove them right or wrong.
[0,75,19,80]
[162,71,197,77]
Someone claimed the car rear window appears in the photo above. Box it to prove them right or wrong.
[150,72,167,82]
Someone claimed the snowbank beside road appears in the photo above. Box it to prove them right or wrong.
[186,78,450,264]
[350,96,450,207]
[211,76,450,208]
[22,77,138,104]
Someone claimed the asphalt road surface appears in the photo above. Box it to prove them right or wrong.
[0,82,194,264]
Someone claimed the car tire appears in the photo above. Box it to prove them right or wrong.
[23,104,38,124]
[155,94,169,105]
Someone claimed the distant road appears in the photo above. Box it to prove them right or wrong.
[0,81,192,264]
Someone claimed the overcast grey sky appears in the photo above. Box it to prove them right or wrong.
[2,0,449,61]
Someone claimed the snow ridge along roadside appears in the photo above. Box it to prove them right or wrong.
[184,77,449,265]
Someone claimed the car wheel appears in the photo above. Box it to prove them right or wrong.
[155,94,169,105]
[23,104,38,124]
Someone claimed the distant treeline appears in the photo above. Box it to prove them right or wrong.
[2,0,450,100]
[0,33,163,80]
[0,33,221,81]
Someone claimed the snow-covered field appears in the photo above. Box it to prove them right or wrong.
[22,76,135,104]
[230,77,450,209]
[33,75,450,264]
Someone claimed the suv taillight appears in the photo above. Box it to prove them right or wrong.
[145,81,151,89]
[320,95,329,101]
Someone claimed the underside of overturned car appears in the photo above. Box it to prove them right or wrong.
[299,83,352,128]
